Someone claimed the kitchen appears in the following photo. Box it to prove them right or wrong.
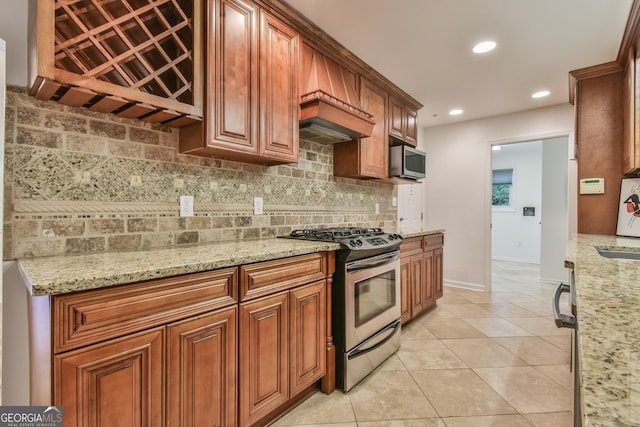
[0,0,637,426]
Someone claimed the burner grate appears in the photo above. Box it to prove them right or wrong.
[289,227,384,241]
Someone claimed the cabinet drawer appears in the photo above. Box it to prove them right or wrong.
[53,268,238,353]
[424,234,444,251]
[400,237,423,256]
[240,253,328,301]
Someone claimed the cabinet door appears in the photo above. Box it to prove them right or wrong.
[259,10,299,163]
[423,249,436,311]
[409,253,425,316]
[167,307,237,427]
[389,97,405,141]
[54,328,164,427]
[240,293,289,426]
[359,79,389,178]
[290,281,326,396]
[399,255,412,324]
[210,0,259,152]
[405,105,418,147]
[433,247,444,299]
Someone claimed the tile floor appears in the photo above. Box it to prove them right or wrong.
[273,260,574,427]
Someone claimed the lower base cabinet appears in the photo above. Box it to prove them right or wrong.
[400,233,444,324]
[35,252,335,427]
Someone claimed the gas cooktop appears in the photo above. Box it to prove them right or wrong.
[283,227,403,260]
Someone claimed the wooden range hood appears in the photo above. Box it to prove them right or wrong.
[299,47,375,144]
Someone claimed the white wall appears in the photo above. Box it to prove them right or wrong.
[422,104,574,291]
[491,141,543,263]
[0,0,28,87]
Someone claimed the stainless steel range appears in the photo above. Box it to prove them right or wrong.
[285,227,403,390]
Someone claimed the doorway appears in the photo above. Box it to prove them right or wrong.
[490,136,570,287]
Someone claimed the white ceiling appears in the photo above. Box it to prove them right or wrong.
[285,0,633,128]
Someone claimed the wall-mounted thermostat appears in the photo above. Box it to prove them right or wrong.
[579,178,605,194]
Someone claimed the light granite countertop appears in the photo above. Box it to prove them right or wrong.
[400,229,446,239]
[566,234,640,426]
[17,238,341,296]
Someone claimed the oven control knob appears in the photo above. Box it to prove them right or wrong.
[357,239,363,246]
[349,239,357,247]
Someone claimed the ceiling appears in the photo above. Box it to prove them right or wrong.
[285,0,634,128]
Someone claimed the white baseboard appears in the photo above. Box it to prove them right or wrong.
[492,256,540,264]
[443,280,484,292]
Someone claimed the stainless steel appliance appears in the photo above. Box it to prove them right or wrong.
[285,227,403,390]
[389,145,426,180]
[553,268,579,427]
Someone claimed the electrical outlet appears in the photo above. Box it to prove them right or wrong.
[179,195,194,217]
[392,197,397,207]
[254,197,264,215]
[375,203,380,214]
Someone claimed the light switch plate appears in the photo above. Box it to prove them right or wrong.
[179,195,194,217]
[254,197,264,215]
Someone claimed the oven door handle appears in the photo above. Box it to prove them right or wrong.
[552,282,576,329]
[347,254,400,272]
[347,319,401,360]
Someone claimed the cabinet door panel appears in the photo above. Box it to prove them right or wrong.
[212,0,259,149]
[240,293,289,425]
[399,256,411,324]
[434,247,444,299]
[409,253,425,316]
[259,10,299,162]
[360,79,389,178]
[405,105,418,147]
[423,250,435,311]
[167,307,237,427]
[290,281,326,396]
[54,328,164,427]
[389,97,404,140]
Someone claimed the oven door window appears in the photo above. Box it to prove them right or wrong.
[354,269,396,327]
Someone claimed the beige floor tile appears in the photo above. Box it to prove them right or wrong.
[359,419,446,427]
[512,301,562,318]
[402,321,438,340]
[441,414,532,426]
[534,365,573,390]
[523,411,573,426]
[448,290,506,303]
[474,366,572,413]
[441,338,528,368]
[397,339,467,370]
[422,317,487,339]
[540,335,572,353]
[420,305,458,320]
[476,302,539,318]
[271,390,356,426]
[348,370,438,421]
[437,303,494,318]
[437,293,475,305]
[411,369,517,417]
[493,336,570,365]
[507,317,572,337]
[462,317,534,337]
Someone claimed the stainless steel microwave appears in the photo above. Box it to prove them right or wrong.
[389,145,426,180]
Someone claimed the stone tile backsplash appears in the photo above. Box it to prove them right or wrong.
[4,87,397,259]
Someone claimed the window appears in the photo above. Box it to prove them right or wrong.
[492,168,513,208]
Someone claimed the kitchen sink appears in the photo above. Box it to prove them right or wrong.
[596,247,640,260]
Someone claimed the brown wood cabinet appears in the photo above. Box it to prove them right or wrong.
[334,78,389,179]
[180,0,299,165]
[389,96,419,147]
[399,233,444,324]
[33,252,335,427]
[28,0,203,127]
[623,46,640,176]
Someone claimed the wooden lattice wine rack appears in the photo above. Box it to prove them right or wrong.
[29,0,203,127]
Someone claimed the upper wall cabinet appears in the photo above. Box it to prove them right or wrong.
[28,0,203,127]
[389,96,418,147]
[179,0,299,165]
[623,46,640,176]
[334,78,389,179]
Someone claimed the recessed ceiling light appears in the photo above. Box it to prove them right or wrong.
[472,41,496,54]
[449,109,463,116]
[532,90,550,98]
[492,146,501,151]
